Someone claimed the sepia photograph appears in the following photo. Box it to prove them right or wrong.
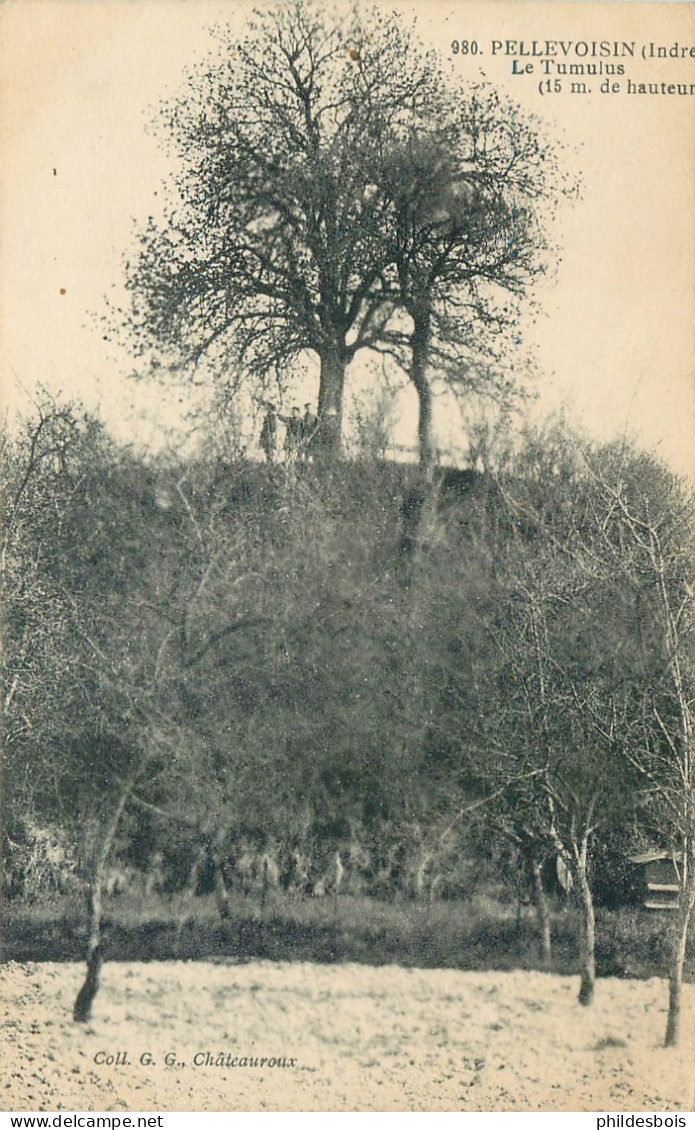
[1,0,694,1115]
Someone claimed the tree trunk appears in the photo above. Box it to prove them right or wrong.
[73,782,133,1022]
[665,833,695,1047]
[530,858,552,969]
[73,883,104,1022]
[410,313,434,470]
[575,841,596,1007]
[315,347,346,462]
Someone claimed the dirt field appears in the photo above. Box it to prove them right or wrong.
[2,960,694,1112]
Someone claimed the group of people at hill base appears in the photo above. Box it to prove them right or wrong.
[260,402,319,464]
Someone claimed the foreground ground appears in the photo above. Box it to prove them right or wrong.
[2,960,694,1112]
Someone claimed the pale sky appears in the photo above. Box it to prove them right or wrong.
[1,0,694,473]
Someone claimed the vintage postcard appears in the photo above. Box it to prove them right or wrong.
[1,0,694,1116]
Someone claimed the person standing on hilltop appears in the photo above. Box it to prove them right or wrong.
[281,406,303,463]
[300,403,318,461]
[259,402,278,463]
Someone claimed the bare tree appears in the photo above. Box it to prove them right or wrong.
[475,430,653,1006]
[374,91,570,466]
[123,3,430,456]
[121,3,570,463]
[495,570,608,1005]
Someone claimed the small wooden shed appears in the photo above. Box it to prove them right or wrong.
[627,850,681,911]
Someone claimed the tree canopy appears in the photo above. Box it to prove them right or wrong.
[123,1,571,462]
